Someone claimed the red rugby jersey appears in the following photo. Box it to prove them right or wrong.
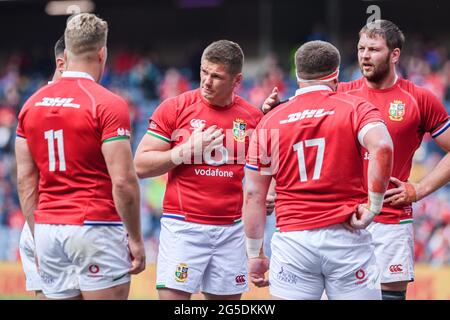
[338,77,449,224]
[246,85,383,231]
[16,71,132,225]
[148,89,263,225]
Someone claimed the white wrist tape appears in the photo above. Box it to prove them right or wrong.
[246,237,263,259]
[368,190,384,215]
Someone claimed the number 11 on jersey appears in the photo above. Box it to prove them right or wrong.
[44,129,66,172]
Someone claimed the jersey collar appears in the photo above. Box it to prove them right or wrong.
[62,71,95,81]
[295,85,333,96]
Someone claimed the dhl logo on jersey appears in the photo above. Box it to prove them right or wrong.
[279,109,335,125]
[35,97,80,108]
[389,100,405,121]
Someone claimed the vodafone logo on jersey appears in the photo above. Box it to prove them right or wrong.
[389,264,403,273]
[190,119,206,130]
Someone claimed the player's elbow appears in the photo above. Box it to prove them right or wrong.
[134,156,150,179]
[111,174,138,193]
[372,140,394,170]
[244,186,266,203]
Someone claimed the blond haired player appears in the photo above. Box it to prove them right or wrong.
[16,13,145,300]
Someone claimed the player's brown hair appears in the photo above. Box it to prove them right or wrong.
[359,19,405,51]
[65,13,108,55]
[295,40,340,80]
[201,40,244,75]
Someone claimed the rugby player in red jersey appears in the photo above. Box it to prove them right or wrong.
[261,20,449,300]
[16,13,145,300]
[244,40,393,300]
[134,40,263,300]
[18,35,66,299]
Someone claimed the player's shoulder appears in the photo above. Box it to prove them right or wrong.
[234,95,264,118]
[19,81,57,113]
[337,77,365,92]
[328,89,371,111]
[158,89,200,111]
[83,80,128,107]
[397,78,437,100]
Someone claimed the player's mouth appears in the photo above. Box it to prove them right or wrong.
[202,87,214,94]
[361,63,374,71]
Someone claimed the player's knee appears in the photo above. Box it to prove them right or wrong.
[381,290,406,300]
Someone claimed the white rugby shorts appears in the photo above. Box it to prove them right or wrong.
[156,218,248,295]
[18,223,42,292]
[34,224,131,299]
[367,221,414,283]
[269,224,381,300]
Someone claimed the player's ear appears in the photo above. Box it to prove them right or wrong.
[331,78,339,91]
[98,46,107,63]
[56,57,65,72]
[391,48,401,64]
[234,73,243,87]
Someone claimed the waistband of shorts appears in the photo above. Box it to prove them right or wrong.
[162,213,242,225]
[82,220,123,226]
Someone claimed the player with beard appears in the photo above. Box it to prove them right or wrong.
[261,20,449,300]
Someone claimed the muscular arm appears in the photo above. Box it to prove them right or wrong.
[134,134,178,178]
[243,169,272,243]
[362,123,394,210]
[349,122,393,229]
[416,130,450,198]
[243,168,272,287]
[134,126,224,178]
[15,137,39,235]
[103,139,145,274]
[385,128,450,206]
[102,139,142,240]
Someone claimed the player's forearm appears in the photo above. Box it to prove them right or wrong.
[416,152,450,200]
[112,175,142,241]
[243,190,268,239]
[17,172,39,233]
[134,144,187,178]
[367,141,393,211]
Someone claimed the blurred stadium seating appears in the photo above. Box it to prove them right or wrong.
[0,0,448,299]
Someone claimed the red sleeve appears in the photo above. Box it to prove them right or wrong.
[417,87,450,138]
[16,106,28,138]
[147,97,178,143]
[245,120,274,173]
[354,100,384,133]
[98,97,132,143]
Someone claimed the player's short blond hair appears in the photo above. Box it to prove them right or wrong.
[65,13,108,55]
[201,40,244,75]
[295,40,340,80]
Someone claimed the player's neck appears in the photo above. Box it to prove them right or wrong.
[366,71,398,90]
[204,95,233,107]
[65,63,101,83]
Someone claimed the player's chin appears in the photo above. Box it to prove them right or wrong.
[201,89,214,98]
